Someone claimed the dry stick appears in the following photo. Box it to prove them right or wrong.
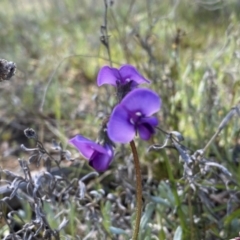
[201,107,237,155]
[201,130,220,155]
[103,0,112,67]
[39,54,117,113]
[130,140,142,240]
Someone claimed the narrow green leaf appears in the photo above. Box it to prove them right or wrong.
[140,202,155,229]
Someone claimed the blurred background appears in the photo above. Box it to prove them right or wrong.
[0,0,240,239]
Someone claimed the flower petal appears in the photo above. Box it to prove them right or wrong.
[97,66,121,86]
[137,125,152,140]
[137,117,158,140]
[108,104,136,143]
[119,64,150,84]
[139,116,159,127]
[121,88,161,116]
[69,135,107,159]
[89,144,114,172]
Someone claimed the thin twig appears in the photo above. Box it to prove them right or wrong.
[39,54,117,113]
[201,130,220,154]
[102,0,112,66]
[202,106,238,154]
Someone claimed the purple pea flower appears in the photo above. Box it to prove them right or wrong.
[107,88,161,143]
[97,64,150,88]
[69,135,114,172]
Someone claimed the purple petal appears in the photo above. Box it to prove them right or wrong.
[137,117,158,140]
[89,144,114,172]
[139,116,159,127]
[121,88,161,116]
[137,125,152,140]
[107,104,136,143]
[97,66,121,86]
[69,135,107,159]
[119,64,150,84]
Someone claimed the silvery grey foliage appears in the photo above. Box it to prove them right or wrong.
[0,128,100,239]
[147,105,240,239]
[0,105,239,239]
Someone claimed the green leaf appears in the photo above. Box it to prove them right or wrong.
[109,226,128,235]
[140,202,156,229]
[224,209,240,226]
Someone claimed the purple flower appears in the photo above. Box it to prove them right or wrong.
[97,64,150,88]
[69,135,114,172]
[107,88,161,143]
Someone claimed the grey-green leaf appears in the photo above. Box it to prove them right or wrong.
[173,226,182,240]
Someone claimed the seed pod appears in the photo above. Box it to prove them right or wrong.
[0,59,16,82]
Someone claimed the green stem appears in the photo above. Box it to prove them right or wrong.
[130,140,142,240]
[163,150,187,238]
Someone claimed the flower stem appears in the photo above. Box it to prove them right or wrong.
[130,140,142,240]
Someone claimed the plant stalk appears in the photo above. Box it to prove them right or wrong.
[164,150,187,238]
[130,140,142,240]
